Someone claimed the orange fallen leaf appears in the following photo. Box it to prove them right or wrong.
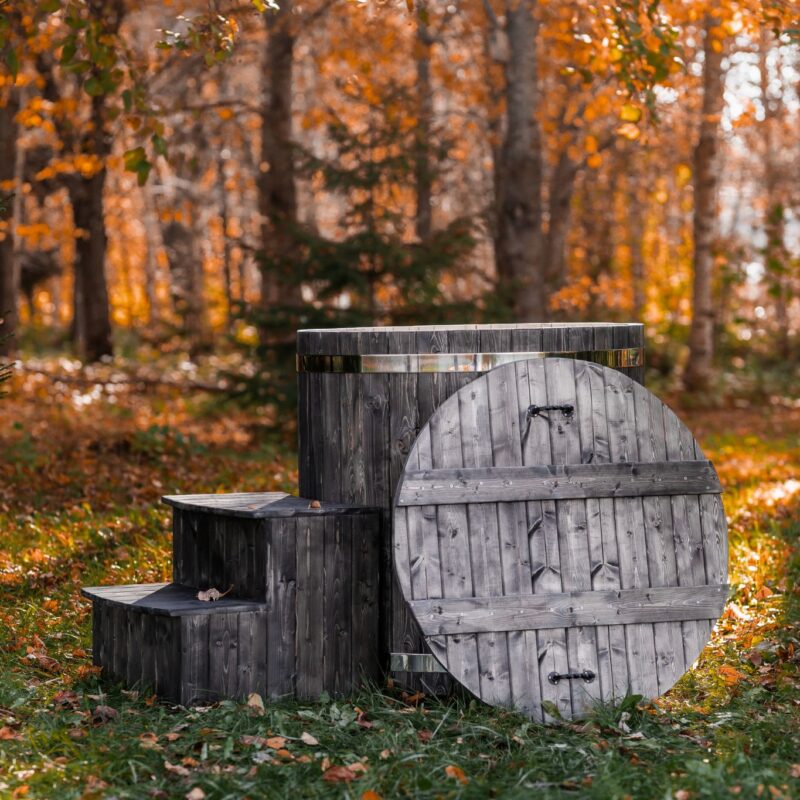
[718,665,746,686]
[445,765,469,785]
[323,765,360,783]
[362,792,382,800]
[0,726,20,740]
[266,736,287,749]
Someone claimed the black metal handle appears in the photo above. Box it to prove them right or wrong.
[527,404,574,419]
[548,669,595,685]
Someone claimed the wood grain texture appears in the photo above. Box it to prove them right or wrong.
[296,324,646,692]
[410,585,728,634]
[397,461,721,506]
[392,357,728,720]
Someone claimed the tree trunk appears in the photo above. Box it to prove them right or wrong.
[0,91,20,356]
[495,0,545,321]
[759,36,790,360]
[415,3,433,244]
[543,150,578,298]
[628,170,646,320]
[67,93,113,362]
[684,16,725,392]
[259,0,301,314]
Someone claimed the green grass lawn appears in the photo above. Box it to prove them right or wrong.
[1,374,799,800]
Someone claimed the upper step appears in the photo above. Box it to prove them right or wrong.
[82,582,266,616]
[162,492,380,518]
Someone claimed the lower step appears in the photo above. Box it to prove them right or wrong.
[82,583,267,705]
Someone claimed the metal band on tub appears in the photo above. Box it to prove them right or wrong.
[296,348,644,374]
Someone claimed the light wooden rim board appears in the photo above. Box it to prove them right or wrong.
[296,348,644,374]
[409,585,729,636]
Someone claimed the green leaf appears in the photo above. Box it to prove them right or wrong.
[151,134,168,157]
[39,0,62,12]
[4,47,18,77]
[84,76,104,97]
[123,146,147,171]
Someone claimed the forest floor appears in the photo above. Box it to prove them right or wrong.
[0,364,799,800]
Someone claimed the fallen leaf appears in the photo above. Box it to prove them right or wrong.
[379,749,392,760]
[362,792,382,800]
[53,690,80,709]
[252,751,274,764]
[356,711,373,729]
[164,760,191,777]
[275,748,294,761]
[92,705,118,724]
[297,755,313,764]
[246,693,265,713]
[790,765,800,778]
[165,732,182,742]
[186,789,206,800]
[196,585,233,602]
[323,765,360,783]
[348,762,368,774]
[0,726,20,740]
[445,764,469,785]
[67,727,86,739]
[300,731,319,746]
[139,732,160,749]
[417,729,433,742]
[309,500,321,509]
[718,665,747,686]
[320,757,331,771]
[674,791,691,800]
[266,736,287,749]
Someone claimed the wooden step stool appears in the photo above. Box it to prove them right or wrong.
[83,493,385,705]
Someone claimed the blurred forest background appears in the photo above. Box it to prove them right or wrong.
[0,0,798,412]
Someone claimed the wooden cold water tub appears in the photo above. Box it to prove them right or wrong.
[296,323,646,691]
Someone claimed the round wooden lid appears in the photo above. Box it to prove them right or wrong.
[393,358,728,721]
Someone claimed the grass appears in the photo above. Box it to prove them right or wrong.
[1,369,799,799]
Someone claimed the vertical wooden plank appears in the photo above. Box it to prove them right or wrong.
[524,334,572,719]
[251,608,268,700]
[113,605,128,682]
[92,603,101,667]
[573,357,619,710]
[172,510,185,587]
[388,330,421,685]
[139,611,155,696]
[633,381,686,693]
[544,357,601,715]
[340,331,365,505]
[460,362,513,709]
[486,359,543,718]
[603,366,659,700]
[154,615,180,702]
[351,512,382,687]
[181,614,210,706]
[209,515,226,593]
[266,519,297,699]
[296,516,324,700]
[299,331,325,500]
[208,612,238,700]
[427,385,478,697]
[664,406,712,648]
[321,333,343,503]
[582,357,630,701]
[125,607,141,690]
[323,515,351,696]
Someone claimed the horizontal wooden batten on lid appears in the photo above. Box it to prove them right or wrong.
[392,358,728,721]
[296,323,646,691]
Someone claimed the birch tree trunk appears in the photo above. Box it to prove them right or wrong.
[684,16,725,392]
[495,0,545,320]
[0,90,19,356]
[259,0,301,315]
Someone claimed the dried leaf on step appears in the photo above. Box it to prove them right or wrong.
[196,585,233,602]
